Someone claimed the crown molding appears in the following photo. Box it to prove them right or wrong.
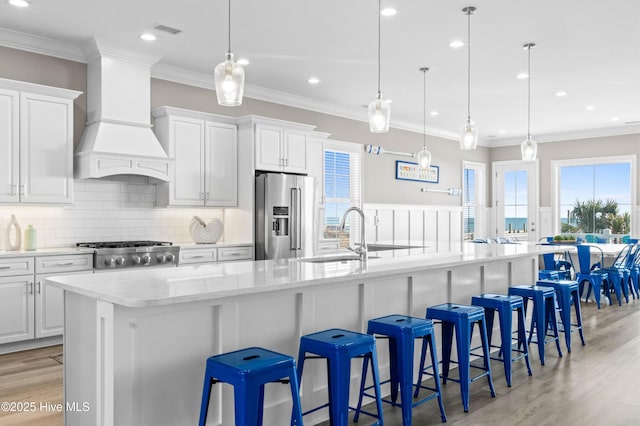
[0,27,85,62]
[486,124,640,147]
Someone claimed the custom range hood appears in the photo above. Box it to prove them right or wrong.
[75,39,172,181]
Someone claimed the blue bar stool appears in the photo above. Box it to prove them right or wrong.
[425,303,496,412]
[199,347,303,426]
[508,285,563,365]
[296,328,384,426]
[470,294,533,386]
[354,315,446,425]
[536,279,586,352]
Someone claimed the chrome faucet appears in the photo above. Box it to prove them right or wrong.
[339,206,367,263]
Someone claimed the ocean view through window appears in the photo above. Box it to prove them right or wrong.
[552,155,635,239]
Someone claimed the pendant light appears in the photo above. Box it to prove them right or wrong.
[416,67,432,171]
[521,43,537,161]
[368,0,390,133]
[214,0,244,106]
[459,6,478,150]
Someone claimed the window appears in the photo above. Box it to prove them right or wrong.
[552,155,636,238]
[463,161,485,240]
[323,144,361,248]
[503,170,528,236]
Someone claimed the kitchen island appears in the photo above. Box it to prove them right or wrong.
[47,243,556,426]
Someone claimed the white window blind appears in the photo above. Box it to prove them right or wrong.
[323,144,361,248]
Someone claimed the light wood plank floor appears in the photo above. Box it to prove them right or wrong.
[2,298,640,425]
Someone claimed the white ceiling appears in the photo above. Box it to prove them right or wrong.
[2,0,640,146]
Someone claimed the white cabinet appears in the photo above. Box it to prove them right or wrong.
[0,253,92,345]
[239,116,315,174]
[179,244,253,265]
[0,79,81,204]
[153,107,238,207]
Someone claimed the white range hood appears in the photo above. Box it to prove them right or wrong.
[75,40,172,181]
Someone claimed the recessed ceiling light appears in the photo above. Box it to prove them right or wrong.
[429,111,439,116]
[611,116,620,121]
[8,0,29,7]
[449,40,464,48]
[555,91,567,97]
[237,58,249,66]
[586,105,596,111]
[516,72,529,79]
[308,77,320,84]
[140,33,156,41]
[380,8,397,16]
[498,129,507,134]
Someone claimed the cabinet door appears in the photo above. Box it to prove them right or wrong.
[204,122,238,207]
[283,130,307,173]
[19,92,73,203]
[171,117,206,206]
[35,274,64,338]
[0,89,19,203]
[0,276,34,344]
[255,124,284,172]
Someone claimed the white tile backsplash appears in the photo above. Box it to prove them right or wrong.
[0,177,228,250]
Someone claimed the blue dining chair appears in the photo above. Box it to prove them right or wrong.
[600,244,634,304]
[576,245,610,308]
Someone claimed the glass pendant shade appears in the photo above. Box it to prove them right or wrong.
[417,147,432,171]
[459,121,478,150]
[215,52,245,106]
[521,137,537,161]
[368,96,391,133]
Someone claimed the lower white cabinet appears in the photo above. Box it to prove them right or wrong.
[179,245,253,265]
[0,253,92,345]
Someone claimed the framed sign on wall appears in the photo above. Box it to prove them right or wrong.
[395,160,440,183]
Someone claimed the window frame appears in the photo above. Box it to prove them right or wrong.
[551,154,637,236]
[462,161,486,240]
[322,140,363,247]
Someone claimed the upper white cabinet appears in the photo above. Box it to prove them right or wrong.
[153,106,238,207]
[0,79,81,204]
[239,116,315,174]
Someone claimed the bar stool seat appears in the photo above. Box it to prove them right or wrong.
[536,279,586,352]
[508,285,563,365]
[355,315,446,425]
[199,347,303,426]
[425,303,496,412]
[297,328,384,426]
[470,294,533,386]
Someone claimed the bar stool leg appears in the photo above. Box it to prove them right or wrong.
[441,322,454,384]
[478,318,496,398]
[517,305,533,376]
[328,354,351,426]
[199,375,213,426]
[233,381,261,426]
[388,338,400,404]
[545,296,563,358]
[533,292,547,365]
[572,291,586,346]
[455,320,471,412]
[497,304,514,387]
[426,334,447,422]
[397,333,414,426]
[558,288,573,352]
[289,367,304,426]
[369,348,385,426]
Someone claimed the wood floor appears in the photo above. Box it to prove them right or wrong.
[2,298,640,425]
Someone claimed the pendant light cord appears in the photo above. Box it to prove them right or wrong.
[227,0,232,54]
[527,45,532,140]
[423,69,427,149]
[377,0,381,98]
[466,8,472,123]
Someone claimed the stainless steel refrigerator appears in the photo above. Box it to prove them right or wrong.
[255,173,316,260]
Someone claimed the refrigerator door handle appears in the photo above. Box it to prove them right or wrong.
[296,188,302,250]
[290,188,297,250]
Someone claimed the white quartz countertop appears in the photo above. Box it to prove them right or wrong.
[0,247,94,258]
[46,242,560,308]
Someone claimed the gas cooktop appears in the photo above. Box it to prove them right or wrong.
[77,241,180,269]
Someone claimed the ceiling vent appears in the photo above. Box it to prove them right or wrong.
[153,24,182,35]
